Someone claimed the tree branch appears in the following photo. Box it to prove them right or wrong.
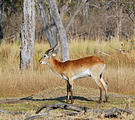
[65,0,88,32]
[60,0,71,20]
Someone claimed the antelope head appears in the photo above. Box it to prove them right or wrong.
[39,44,58,65]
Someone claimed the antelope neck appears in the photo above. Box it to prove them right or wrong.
[48,56,62,72]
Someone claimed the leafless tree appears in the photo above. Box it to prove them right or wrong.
[38,1,58,48]
[20,0,36,71]
[0,0,3,41]
[47,0,69,61]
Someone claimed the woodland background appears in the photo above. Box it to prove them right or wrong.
[0,1,135,119]
[0,0,135,43]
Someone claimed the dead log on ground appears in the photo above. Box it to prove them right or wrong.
[25,108,53,120]
[25,103,133,120]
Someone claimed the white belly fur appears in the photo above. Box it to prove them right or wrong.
[72,69,90,80]
[51,68,91,81]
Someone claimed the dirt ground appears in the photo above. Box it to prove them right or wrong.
[0,86,135,120]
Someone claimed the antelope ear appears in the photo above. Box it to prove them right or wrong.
[52,53,57,57]
[52,49,58,57]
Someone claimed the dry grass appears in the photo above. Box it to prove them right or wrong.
[0,111,135,120]
[105,67,135,94]
[0,40,135,97]
[0,111,134,120]
[0,69,65,97]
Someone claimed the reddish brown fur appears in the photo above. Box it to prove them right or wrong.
[47,56,104,78]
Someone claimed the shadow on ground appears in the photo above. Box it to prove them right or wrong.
[20,96,95,103]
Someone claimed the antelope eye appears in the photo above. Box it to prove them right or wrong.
[44,55,47,58]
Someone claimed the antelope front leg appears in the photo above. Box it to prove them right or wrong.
[70,87,74,104]
[66,81,70,103]
[69,79,74,104]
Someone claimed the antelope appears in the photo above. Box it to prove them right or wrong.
[39,44,108,104]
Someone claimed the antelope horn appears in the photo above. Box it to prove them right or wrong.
[45,43,58,54]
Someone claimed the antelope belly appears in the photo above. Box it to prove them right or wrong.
[72,70,90,80]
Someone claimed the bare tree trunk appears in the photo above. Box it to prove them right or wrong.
[133,23,135,38]
[82,2,89,24]
[0,0,3,41]
[38,1,58,48]
[115,5,122,41]
[20,0,35,71]
[48,0,69,61]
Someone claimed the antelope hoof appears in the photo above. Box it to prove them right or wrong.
[105,96,108,103]
[66,100,69,104]
[98,99,102,103]
[71,100,74,104]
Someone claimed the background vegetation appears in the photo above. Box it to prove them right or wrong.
[0,40,135,97]
[0,0,135,43]
[0,0,134,100]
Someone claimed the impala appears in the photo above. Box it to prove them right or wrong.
[39,44,108,104]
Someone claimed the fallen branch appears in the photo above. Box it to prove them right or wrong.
[25,108,53,120]
[25,103,133,120]
[0,109,26,115]
[0,98,23,104]
[0,96,33,104]
[36,103,85,113]
[103,108,132,118]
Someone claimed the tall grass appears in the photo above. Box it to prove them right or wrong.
[0,40,135,97]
